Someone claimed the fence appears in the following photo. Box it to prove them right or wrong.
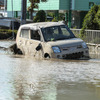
[71,29,100,44]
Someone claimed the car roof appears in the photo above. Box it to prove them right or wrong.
[20,22,65,30]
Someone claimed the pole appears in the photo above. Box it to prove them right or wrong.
[65,11,68,25]
[21,0,27,25]
[11,0,14,39]
[11,0,13,18]
[68,0,72,28]
[4,0,5,17]
[68,10,72,28]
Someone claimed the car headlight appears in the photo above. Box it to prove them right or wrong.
[82,42,87,48]
[52,46,61,53]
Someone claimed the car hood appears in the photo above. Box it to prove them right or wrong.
[47,38,84,47]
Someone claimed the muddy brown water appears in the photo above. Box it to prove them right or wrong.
[0,40,100,100]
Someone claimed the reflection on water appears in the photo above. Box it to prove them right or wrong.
[0,55,100,100]
[0,41,100,100]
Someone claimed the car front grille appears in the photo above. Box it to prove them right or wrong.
[62,45,82,51]
[62,52,84,59]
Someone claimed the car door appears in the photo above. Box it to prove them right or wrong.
[28,29,43,57]
[17,28,30,55]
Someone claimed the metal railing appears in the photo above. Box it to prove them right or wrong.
[71,29,100,44]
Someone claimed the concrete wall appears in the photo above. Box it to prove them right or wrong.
[7,0,30,11]
[7,0,21,11]
[74,0,100,11]
[59,0,70,10]
[39,0,59,10]
[74,0,89,11]
[7,0,100,11]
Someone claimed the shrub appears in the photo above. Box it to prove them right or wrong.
[47,12,55,18]
[33,10,46,22]
[0,29,17,39]
[52,17,58,22]
[81,5,100,37]
[47,12,65,21]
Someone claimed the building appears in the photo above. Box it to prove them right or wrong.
[0,0,4,8]
[38,0,100,28]
[7,0,100,28]
[0,0,7,17]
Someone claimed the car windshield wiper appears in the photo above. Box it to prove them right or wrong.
[46,36,75,42]
[55,36,75,41]
[56,38,66,40]
[55,37,70,40]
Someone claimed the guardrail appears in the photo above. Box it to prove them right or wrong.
[71,29,100,44]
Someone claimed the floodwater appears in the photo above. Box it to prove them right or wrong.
[0,41,100,100]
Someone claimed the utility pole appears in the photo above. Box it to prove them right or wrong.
[68,0,72,28]
[4,0,6,17]
[11,0,14,39]
[21,0,27,25]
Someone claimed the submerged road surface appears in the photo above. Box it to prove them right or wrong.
[0,41,100,100]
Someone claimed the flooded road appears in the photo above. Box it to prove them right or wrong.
[0,41,100,100]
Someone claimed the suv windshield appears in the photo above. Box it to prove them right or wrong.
[41,25,75,42]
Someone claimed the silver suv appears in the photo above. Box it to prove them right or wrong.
[16,22,89,59]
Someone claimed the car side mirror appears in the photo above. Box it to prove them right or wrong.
[36,43,42,51]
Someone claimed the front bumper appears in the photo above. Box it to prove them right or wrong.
[53,48,89,59]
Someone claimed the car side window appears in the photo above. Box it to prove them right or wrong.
[20,29,29,39]
[30,30,40,41]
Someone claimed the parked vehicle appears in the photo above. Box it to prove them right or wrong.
[0,13,4,17]
[0,17,33,29]
[16,22,89,59]
[0,17,20,29]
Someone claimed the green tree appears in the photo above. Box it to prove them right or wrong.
[59,13,65,21]
[33,10,46,22]
[47,12,55,17]
[81,5,100,37]
[28,0,47,20]
[47,12,65,21]
[51,17,58,22]
[94,6,100,27]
